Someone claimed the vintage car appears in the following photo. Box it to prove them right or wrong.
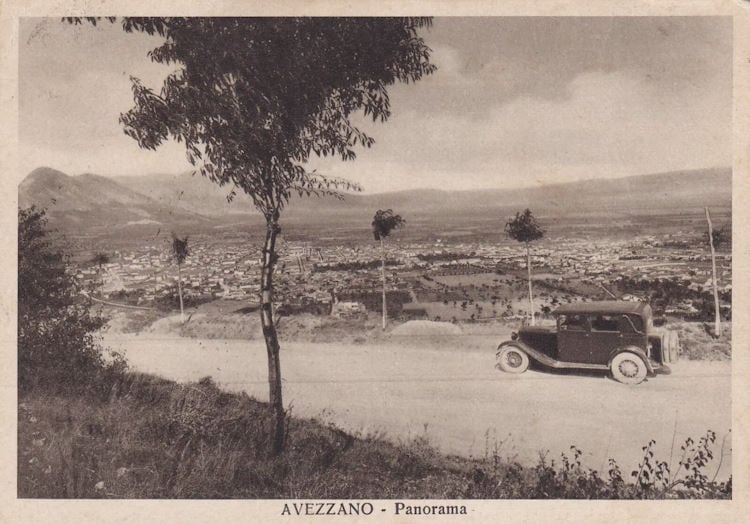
[496,301,679,384]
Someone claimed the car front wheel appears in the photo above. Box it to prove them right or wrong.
[496,346,530,374]
[610,352,647,384]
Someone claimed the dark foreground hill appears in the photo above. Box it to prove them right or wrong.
[19,166,731,234]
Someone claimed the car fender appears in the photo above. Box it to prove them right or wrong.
[498,339,549,365]
[608,346,654,375]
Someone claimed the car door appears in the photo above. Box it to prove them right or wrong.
[587,314,623,365]
[618,313,647,353]
[557,313,593,362]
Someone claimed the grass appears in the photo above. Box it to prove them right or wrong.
[674,321,731,361]
[178,312,264,340]
[98,306,166,334]
[18,372,731,499]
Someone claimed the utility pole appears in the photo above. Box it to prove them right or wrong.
[705,207,721,337]
[381,237,387,330]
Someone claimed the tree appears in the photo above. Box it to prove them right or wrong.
[91,252,110,269]
[106,17,434,454]
[90,252,110,295]
[704,208,724,337]
[372,209,406,330]
[505,209,544,325]
[18,207,115,393]
[171,233,190,324]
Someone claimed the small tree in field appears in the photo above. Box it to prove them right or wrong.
[91,17,435,455]
[171,233,190,324]
[91,252,110,270]
[372,209,405,330]
[90,252,110,295]
[506,209,544,325]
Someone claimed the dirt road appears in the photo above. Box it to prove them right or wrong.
[103,332,732,479]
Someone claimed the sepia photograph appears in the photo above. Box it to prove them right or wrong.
[3,2,748,521]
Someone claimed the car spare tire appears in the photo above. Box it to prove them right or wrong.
[665,330,680,363]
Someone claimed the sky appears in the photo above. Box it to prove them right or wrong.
[19,17,732,193]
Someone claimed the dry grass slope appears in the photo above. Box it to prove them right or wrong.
[18,372,731,499]
[673,321,731,361]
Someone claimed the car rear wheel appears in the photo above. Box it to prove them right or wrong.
[496,346,530,374]
[610,352,647,385]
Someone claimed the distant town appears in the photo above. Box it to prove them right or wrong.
[74,227,731,323]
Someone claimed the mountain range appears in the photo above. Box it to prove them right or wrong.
[19,166,732,234]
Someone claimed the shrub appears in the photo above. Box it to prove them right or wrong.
[18,207,126,395]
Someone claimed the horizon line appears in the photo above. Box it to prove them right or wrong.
[22,164,732,196]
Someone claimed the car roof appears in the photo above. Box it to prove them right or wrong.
[553,300,650,316]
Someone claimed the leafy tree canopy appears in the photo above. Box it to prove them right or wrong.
[19,207,71,314]
[372,209,406,241]
[18,207,118,393]
[505,208,544,244]
[109,17,435,218]
[171,233,189,265]
[91,252,110,267]
[705,224,730,249]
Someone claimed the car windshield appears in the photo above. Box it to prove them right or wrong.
[623,314,645,333]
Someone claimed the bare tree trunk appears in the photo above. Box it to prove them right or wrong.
[705,207,721,337]
[527,243,535,326]
[177,263,184,324]
[261,217,285,455]
[381,237,387,330]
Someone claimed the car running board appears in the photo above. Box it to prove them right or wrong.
[505,342,610,371]
[530,351,609,370]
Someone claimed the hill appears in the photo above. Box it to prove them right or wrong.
[19,167,211,231]
[284,167,731,221]
[19,166,731,234]
[112,171,259,217]
[111,166,731,221]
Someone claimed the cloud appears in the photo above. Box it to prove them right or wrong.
[19,19,189,177]
[19,138,192,178]
[428,43,464,77]
[309,69,730,192]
